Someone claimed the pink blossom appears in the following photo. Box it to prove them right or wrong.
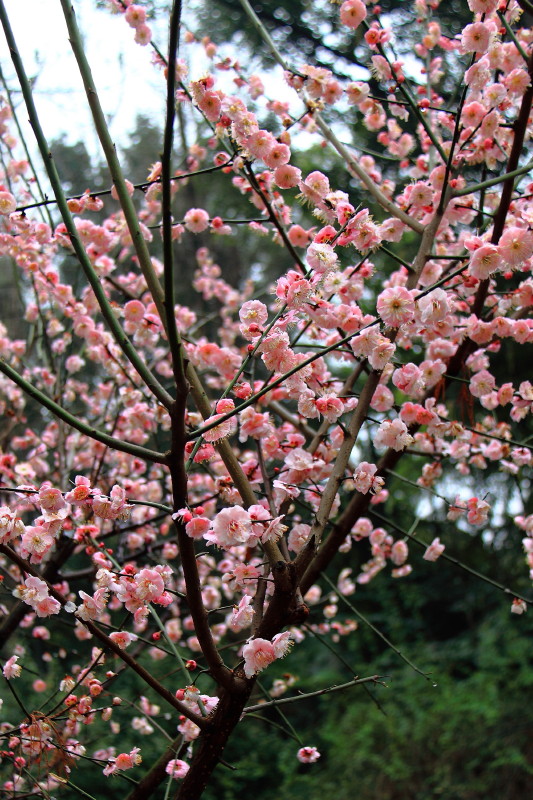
[76,588,109,621]
[263,142,291,169]
[339,0,367,30]
[466,497,490,526]
[469,244,502,279]
[15,575,61,617]
[374,419,414,451]
[109,631,138,649]
[165,759,190,779]
[247,130,276,160]
[288,523,312,553]
[273,164,302,189]
[299,170,330,204]
[125,5,147,28]
[201,399,236,442]
[185,516,210,539]
[353,462,384,495]
[370,384,395,412]
[184,208,210,233]
[65,476,94,505]
[368,337,396,370]
[242,637,276,678]
[198,92,222,122]
[239,407,273,441]
[261,515,289,543]
[448,494,469,523]
[504,69,531,97]
[423,538,445,561]
[0,507,25,544]
[464,56,491,89]
[391,540,409,566]
[239,299,268,326]
[306,242,338,274]
[202,412,235,442]
[134,23,152,46]
[498,227,533,267]
[420,360,446,390]
[315,394,344,422]
[460,22,492,54]
[3,655,21,679]
[103,747,142,776]
[284,447,323,480]
[38,482,70,522]
[287,224,311,247]
[248,503,272,533]
[277,272,313,307]
[368,56,391,83]
[0,190,17,215]
[64,354,85,373]
[469,370,496,398]
[206,506,253,548]
[511,598,527,615]
[242,633,293,677]
[272,631,293,658]
[116,568,166,611]
[297,746,321,763]
[467,0,498,13]
[229,595,255,632]
[416,288,450,323]
[392,363,425,396]
[223,562,261,590]
[377,287,416,327]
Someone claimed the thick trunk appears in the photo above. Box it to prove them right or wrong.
[174,682,253,800]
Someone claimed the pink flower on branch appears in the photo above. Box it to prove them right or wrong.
[202,399,237,443]
[0,190,17,215]
[92,485,132,521]
[468,244,502,279]
[466,497,491,526]
[0,507,25,544]
[37,482,70,523]
[165,759,190,780]
[124,5,147,28]
[103,747,142,776]
[467,0,499,13]
[374,419,414,451]
[498,227,533,268]
[14,576,61,618]
[205,506,254,548]
[423,538,445,562]
[242,632,293,678]
[339,0,367,30]
[353,462,385,495]
[229,595,255,632]
[109,631,138,649]
[297,746,321,763]
[460,22,494,54]
[76,588,109,621]
[377,287,416,327]
[184,208,210,233]
[3,655,22,679]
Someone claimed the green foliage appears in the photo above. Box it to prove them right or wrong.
[202,602,533,800]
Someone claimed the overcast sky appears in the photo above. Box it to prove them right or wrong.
[2,0,169,158]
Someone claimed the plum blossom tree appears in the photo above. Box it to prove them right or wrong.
[0,0,532,798]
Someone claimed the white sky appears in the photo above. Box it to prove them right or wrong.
[2,0,170,158]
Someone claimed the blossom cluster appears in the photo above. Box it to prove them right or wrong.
[0,0,531,793]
